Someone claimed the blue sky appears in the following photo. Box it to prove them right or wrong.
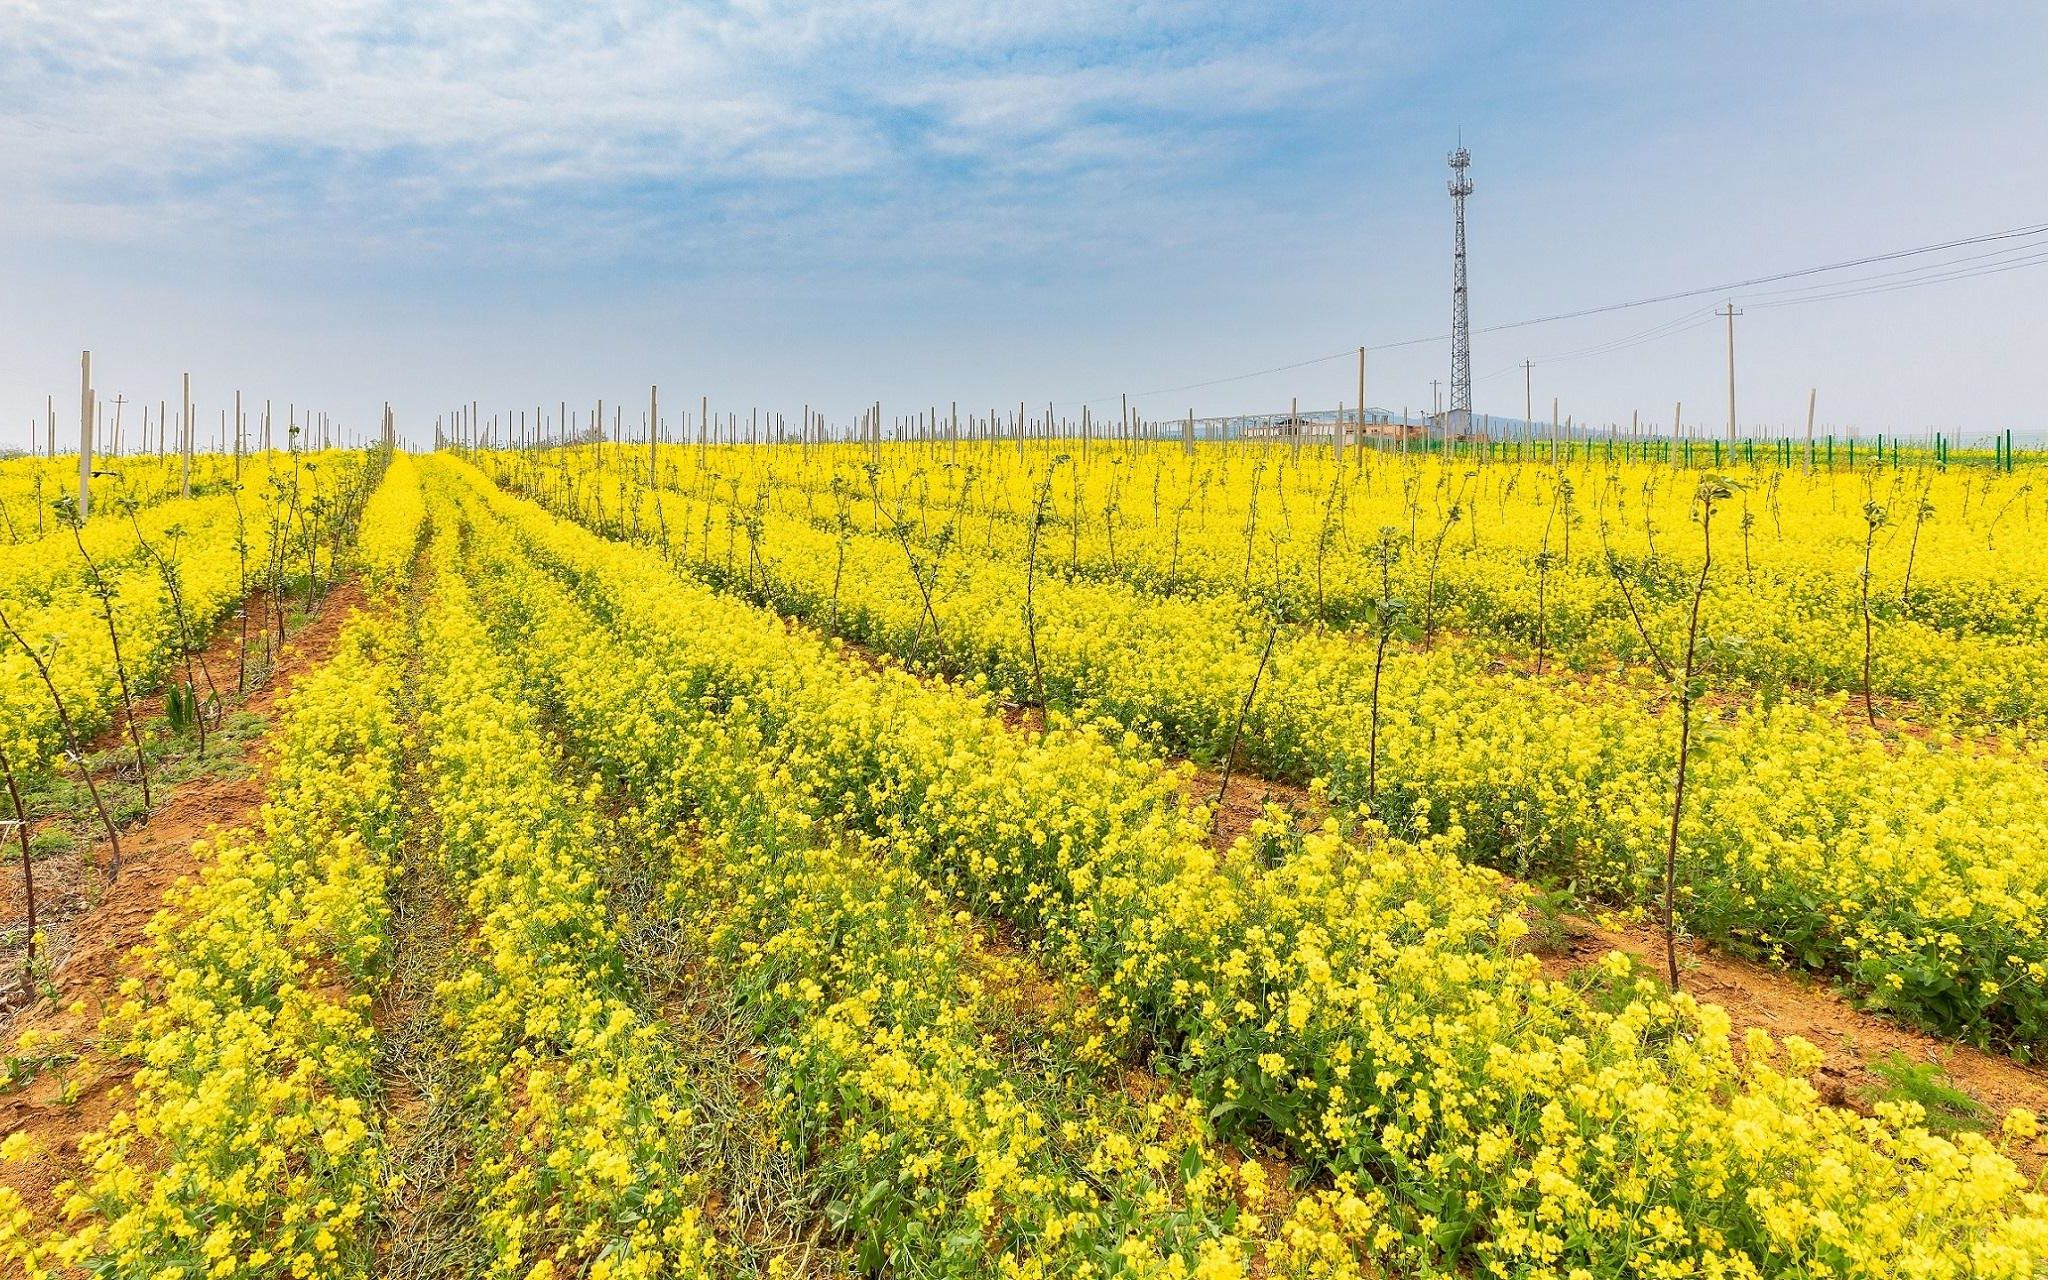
[2,2,2044,449]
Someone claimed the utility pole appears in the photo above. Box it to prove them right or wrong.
[1356,346,1366,465]
[1523,360,1533,427]
[1717,299,1742,444]
[649,385,659,477]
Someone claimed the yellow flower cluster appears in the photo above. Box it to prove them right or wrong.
[489,445,2048,1047]
[440,454,2048,1279]
[410,512,718,1278]
[0,602,409,1278]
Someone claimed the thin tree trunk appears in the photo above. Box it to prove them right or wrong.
[1663,500,1716,990]
[0,606,123,880]
[0,743,35,983]
[69,523,152,806]
[1213,616,1280,823]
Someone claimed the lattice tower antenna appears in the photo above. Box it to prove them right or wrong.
[1447,143,1474,431]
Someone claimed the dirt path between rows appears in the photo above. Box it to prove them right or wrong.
[1197,744,2048,1170]
[1544,918,2048,1169]
[0,585,326,995]
[0,581,365,1227]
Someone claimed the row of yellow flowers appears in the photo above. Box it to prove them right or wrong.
[446,456,2048,1279]
[489,447,2048,1049]
[618,443,2048,722]
[409,499,719,1278]
[0,602,409,1277]
[353,452,424,594]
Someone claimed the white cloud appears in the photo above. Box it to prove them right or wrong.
[0,0,1365,255]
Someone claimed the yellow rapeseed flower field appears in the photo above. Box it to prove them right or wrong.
[1,443,2042,1278]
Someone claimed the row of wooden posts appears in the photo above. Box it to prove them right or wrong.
[43,341,2024,515]
[39,352,398,516]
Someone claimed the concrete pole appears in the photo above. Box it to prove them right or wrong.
[1356,347,1367,467]
[78,351,93,517]
[1805,389,1818,474]
[1720,301,1742,445]
[181,372,193,498]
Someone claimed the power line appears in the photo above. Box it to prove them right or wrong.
[1078,217,2048,408]
[1744,247,2048,310]
[1477,307,1720,381]
[1472,219,2048,337]
[1737,237,2048,302]
[1480,240,2048,379]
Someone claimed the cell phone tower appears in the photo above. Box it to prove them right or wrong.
[1447,143,1474,436]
